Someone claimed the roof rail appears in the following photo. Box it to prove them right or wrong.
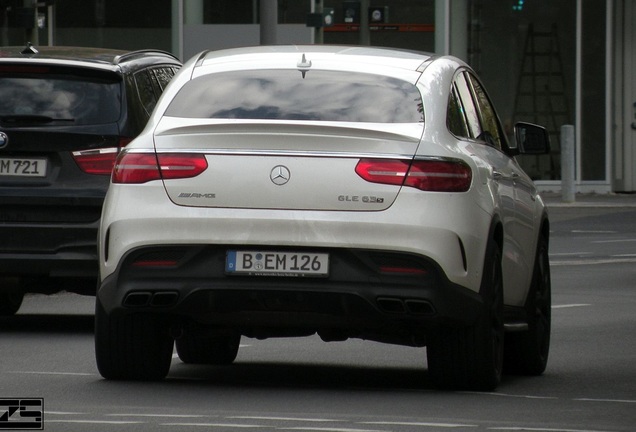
[113,49,180,65]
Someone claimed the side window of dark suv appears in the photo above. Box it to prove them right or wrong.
[153,67,177,92]
[134,66,177,117]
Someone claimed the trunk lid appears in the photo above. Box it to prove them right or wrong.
[154,118,424,211]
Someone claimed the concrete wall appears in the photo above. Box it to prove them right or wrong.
[182,24,312,60]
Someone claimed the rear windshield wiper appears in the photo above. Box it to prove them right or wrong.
[0,115,75,125]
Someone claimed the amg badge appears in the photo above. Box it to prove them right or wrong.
[178,192,216,199]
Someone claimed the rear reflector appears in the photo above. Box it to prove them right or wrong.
[379,266,428,275]
[356,158,472,192]
[112,152,208,184]
[132,260,179,267]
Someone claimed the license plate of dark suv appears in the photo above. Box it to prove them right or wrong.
[0,157,47,177]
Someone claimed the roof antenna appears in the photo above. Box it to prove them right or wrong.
[21,42,39,55]
[297,53,312,79]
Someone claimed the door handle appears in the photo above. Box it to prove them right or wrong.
[492,170,518,181]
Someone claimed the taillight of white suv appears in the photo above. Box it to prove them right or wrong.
[111,152,208,184]
[355,158,472,192]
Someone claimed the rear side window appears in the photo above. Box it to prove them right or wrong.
[0,65,121,125]
[466,73,504,150]
[135,66,178,116]
[447,84,469,137]
[453,72,482,140]
[165,70,423,123]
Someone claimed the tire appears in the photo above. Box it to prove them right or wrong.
[504,234,551,375]
[427,238,504,391]
[0,283,24,316]
[94,297,173,380]
[176,332,240,365]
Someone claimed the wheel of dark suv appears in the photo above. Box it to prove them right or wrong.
[176,333,241,365]
[504,233,551,375]
[0,284,24,316]
[427,237,504,391]
[94,297,173,380]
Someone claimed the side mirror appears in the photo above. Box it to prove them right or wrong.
[514,122,550,155]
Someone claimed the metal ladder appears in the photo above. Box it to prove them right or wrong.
[513,24,572,180]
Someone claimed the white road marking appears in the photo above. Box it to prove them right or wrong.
[363,421,477,428]
[571,230,617,234]
[46,411,86,415]
[8,371,94,376]
[108,413,208,418]
[489,428,614,432]
[162,423,269,428]
[550,252,591,256]
[592,238,636,243]
[550,257,636,266]
[552,304,591,309]
[231,416,336,422]
[575,397,636,404]
[462,392,557,400]
[276,428,385,432]
[46,420,143,424]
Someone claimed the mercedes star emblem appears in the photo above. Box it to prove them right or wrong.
[270,165,291,186]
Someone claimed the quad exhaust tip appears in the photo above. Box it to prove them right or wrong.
[376,297,435,315]
[123,291,179,308]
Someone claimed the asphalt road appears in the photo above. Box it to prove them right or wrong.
[1,202,635,432]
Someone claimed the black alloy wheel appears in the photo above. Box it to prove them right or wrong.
[427,237,504,391]
[95,297,174,380]
[504,233,551,375]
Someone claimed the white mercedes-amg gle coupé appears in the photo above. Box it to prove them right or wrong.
[95,45,551,391]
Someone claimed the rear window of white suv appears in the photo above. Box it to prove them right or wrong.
[165,70,423,123]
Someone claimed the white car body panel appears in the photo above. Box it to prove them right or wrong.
[101,182,490,293]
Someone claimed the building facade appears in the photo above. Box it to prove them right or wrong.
[1,0,634,193]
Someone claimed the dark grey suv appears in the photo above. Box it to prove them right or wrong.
[0,45,181,315]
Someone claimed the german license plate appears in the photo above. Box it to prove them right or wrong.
[0,157,47,177]
[226,250,329,277]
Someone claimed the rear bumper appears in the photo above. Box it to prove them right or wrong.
[0,223,99,279]
[98,182,495,344]
[100,184,494,294]
[97,244,484,346]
